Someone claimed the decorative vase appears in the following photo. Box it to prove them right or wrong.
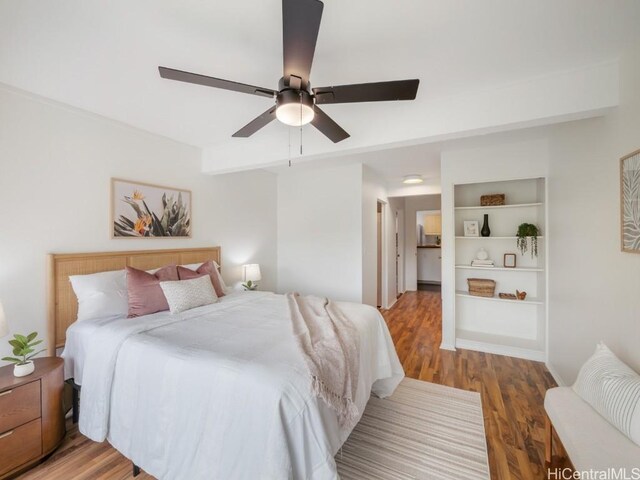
[481,214,491,237]
[14,361,35,377]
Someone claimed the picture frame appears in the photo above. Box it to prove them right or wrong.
[621,148,640,253]
[111,178,192,238]
[503,253,517,268]
[463,220,480,237]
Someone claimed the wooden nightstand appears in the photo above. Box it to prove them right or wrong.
[0,357,65,479]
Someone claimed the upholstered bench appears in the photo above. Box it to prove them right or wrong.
[545,387,640,471]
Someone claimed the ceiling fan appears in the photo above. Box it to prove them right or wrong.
[158,0,419,143]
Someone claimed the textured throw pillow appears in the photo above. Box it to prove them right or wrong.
[177,261,225,297]
[69,269,128,321]
[160,275,218,314]
[126,265,179,317]
[572,343,640,446]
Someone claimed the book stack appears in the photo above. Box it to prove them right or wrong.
[471,259,495,267]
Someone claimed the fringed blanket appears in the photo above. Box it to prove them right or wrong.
[286,292,361,430]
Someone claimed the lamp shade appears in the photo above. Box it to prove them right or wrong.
[0,300,8,338]
[242,264,262,283]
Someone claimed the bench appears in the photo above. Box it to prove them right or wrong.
[544,387,640,471]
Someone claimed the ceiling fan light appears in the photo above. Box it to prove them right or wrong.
[403,175,424,184]
[276,102,315,126]
[275,89,315,127]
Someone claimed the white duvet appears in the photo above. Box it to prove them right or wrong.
[74,291,404,480]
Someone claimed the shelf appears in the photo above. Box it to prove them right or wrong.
[454,202,543,211]
[455,265,543,272]
[455,236,544,240]
[455,329,545,361]
[455,291,544,305]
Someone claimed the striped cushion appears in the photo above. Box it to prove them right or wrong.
[572,343,640,446]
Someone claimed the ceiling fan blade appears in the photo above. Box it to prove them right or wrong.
[311,106,349,143]
[313,79,419,104]
[282,0,324,88]
[159,66,276,98]
[232,106,277,138]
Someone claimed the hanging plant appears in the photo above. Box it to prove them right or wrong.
[516,223,539,258]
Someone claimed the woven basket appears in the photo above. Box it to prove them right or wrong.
[467,278,496,297]
[480,194,505,206]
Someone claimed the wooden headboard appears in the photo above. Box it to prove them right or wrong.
[47,246,221,355]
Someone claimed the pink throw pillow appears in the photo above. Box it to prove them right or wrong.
[126,265,179,317]
[177,261,225,297]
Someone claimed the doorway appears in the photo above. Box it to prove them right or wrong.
[376,201,383,308]
[416,210,442,292]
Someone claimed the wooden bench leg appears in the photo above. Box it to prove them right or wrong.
[545,414,553,464]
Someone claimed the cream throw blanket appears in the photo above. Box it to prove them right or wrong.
[286,292,361,430]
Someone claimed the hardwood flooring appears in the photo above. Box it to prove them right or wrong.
[18,291,562,479]
[384,291,563,479]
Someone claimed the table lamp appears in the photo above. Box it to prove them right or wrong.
[0,300,7,338]
[242,264,261,291]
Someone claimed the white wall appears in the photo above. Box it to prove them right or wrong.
[277,163,363,302]
[440,139,549,350]
[0,84,277,360]
[437,44,640,380]
[546,46,640,383]
[403,195,441,291]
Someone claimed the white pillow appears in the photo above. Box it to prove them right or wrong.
[572,342,640,446]
[69,269,128,321]
[159,275,218,314]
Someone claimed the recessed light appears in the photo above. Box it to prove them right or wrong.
[402,174,424,184]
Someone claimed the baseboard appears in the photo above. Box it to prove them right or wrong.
[455,338,546,362]
[545,361,566,386]
[439,342,456,351]
[385,298,398,310]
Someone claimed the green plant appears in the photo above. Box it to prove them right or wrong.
[2,332,45,366]
[242,280,258,291]
[516,223,539,258]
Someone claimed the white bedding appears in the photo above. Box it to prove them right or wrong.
[68,291,404,480]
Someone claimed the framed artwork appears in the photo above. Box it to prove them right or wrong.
[463,220,479,237]
[503,253,517,268]
[621,149,640,253]
[111,178,192,238]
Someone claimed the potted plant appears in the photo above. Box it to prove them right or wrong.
[516,223,539,258]
[2,332,45,377]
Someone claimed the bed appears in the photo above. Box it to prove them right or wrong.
[48,247,404,480]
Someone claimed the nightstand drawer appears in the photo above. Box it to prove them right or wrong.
[0,419,42,476]
[0,381,41,433]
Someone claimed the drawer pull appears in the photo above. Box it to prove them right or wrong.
[0,430,13,440]
[0,390,12,397]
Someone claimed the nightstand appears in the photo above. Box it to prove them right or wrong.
[0,357,65,479]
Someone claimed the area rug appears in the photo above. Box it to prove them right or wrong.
[336,378,490,480]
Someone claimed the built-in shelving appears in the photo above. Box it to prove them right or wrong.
[455,265,543,272]
[453,177,547,362]
[455,329,545,361]
[455,236,544,240]
[454,202,543,211]
[455,291,544,305]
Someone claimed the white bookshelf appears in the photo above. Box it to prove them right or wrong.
[453,178,547,361]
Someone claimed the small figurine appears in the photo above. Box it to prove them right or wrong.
[516,290,527,300]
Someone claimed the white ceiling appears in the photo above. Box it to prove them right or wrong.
[1,0,639,173]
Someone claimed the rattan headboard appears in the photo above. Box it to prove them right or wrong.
[47,246,221,355]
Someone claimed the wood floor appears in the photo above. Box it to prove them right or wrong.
[18,291,561,480]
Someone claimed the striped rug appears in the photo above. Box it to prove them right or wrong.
[336,378,490,480]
